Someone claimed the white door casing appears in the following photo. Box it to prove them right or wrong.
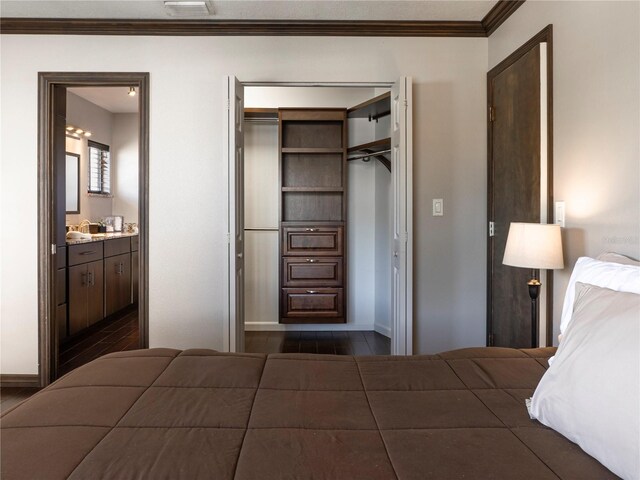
[391,77,413,355]
[225,76,245,352]
[226,79,413,354]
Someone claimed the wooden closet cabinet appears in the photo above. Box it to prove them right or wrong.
[279,109,347,324]
[68,259,104,335]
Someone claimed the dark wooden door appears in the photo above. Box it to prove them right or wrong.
[488,45,542,348]
[105,254,130,317]
[87,260,104,326]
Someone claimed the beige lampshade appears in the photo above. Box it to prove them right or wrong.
[503,222,564,270]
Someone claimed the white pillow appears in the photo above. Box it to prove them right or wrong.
[560,256,640,334]
[529,285,640,480]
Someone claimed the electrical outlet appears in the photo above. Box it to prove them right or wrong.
[555,201,565,227]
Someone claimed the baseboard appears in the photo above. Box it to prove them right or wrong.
[374,323,392,338]
[245,322,377,332]
[0,374,40,388]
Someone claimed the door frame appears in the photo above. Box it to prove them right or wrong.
[487,25,554,347]
[37,72,150,386]
[225,79,413,354]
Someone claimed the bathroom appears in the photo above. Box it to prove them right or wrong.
[58,86,141,376]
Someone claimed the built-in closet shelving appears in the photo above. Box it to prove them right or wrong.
[346,92,392,172]
[279,109,347,324]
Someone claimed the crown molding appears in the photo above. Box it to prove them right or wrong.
[0,1,525,37]
[0,18,487,37]
[482,0,526,36]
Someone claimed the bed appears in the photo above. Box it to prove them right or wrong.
[1,346,618,479]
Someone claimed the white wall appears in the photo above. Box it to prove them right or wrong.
[112,113,139,224]
[489,0,640,342]
[65,92,113,225]
[0,35,488,374]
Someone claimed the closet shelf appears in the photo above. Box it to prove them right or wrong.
[244,108,278,121]
[347,138,392,172]
[282,148,344,154]
[282,187,344,192]
[347,92,391,121]
[347,138,391,154]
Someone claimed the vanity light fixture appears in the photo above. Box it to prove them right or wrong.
[65,124,92,139]
[128,87,136,97]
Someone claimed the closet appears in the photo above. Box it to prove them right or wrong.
[243,87,393,328]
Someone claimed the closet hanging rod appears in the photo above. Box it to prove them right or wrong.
[347,149,391,162]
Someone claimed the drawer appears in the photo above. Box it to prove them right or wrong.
[68,242,104,267]
[282,226,343,256]
[104,237,131,257]
[281,288,344,319]
[131,235,139,252]
[282,257,343,287]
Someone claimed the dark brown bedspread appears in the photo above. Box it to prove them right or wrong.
[1,347,617,479]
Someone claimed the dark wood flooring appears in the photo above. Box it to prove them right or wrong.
[245,330,391,355]
[58,309,140,377]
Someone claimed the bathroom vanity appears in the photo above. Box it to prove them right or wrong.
[59,233,138,341]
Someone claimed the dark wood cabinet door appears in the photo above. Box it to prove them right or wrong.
[131,250,139,305]
[68,264,88,335]
[87,260,104,326]
[56,303,68,342]
[105,254,131,317]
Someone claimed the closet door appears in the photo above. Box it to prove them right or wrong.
[391,77,413,355]
[226,76,245,352]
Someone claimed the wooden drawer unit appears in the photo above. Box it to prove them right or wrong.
[281,288,344,322]
[68,242,104,267]
[104,237,131,258]
[282,257,343,287]
[282,226,343,257]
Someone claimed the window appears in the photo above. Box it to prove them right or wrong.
[88,140,111,195]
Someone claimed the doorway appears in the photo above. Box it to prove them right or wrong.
[225,79,413,355]
[487,26,554,348]
[37,73,149,386]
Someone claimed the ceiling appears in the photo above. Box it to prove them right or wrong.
[0,1,499,22]
[68,87,139,114]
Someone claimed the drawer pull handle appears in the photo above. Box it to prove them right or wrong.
[305,259,317,263]
[80,251,97,255]
[305,228,319,232]
[306,290,319,294]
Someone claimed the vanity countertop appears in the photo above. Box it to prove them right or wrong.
[66,232,138,246]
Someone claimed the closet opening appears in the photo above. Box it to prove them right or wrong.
[225,80,413,355]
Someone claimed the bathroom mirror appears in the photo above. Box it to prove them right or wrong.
[65,152,80,214]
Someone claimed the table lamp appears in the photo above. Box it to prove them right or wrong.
[503,222,564,347]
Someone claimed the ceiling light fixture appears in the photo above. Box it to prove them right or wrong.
[163,1,214,17]
[65,124,92,139]
[128,87,136,97]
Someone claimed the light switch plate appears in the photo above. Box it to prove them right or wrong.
[555,201,565,227]
[433,199,443,216]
